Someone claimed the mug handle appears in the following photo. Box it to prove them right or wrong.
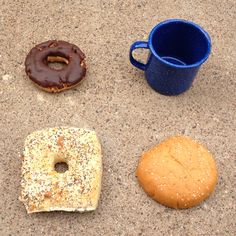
[129,41,149,71]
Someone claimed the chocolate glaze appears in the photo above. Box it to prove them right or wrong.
[25,40,86,91]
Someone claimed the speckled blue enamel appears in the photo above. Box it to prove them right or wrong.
[130,19,211,95]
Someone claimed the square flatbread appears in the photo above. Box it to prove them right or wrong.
[19,127,102,213]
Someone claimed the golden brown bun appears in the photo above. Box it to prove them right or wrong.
[136,136,217,209]
[19,127,102,213]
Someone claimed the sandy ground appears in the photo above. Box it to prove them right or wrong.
[0,0,235,235]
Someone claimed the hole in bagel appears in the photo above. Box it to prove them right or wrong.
[46,55,69,70]
[54,161,69,173]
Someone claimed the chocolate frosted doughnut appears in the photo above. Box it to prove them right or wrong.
[25,40,86,92]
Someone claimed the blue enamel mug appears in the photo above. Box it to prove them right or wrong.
[129,19,211,95]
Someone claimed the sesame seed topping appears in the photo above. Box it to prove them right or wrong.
[19,127,102,213]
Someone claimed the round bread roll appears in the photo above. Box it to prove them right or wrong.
[136,136,218,209]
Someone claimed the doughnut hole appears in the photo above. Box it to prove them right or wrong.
[54,155,69,173]
[54,161,68,173]
[47,55,69,70]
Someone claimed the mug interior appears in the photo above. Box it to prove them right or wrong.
[150,20,211,66]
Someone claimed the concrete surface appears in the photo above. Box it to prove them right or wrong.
[0,0,235,235]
